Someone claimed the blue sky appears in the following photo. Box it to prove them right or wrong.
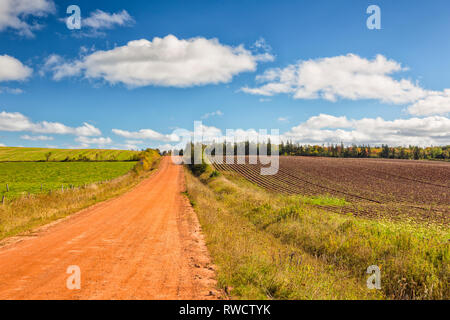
[0,0,449,150]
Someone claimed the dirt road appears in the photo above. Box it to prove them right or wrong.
[0,157,218,300]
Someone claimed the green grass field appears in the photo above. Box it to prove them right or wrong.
[0,147,141,162]
[0,161,137,198]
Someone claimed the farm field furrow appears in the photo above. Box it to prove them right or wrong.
[279,157,448,205]
[281,157,450,206]
[212,156,450,225]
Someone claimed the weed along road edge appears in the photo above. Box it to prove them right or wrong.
[0,157,219,300]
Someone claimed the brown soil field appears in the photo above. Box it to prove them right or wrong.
[212,156,450,225]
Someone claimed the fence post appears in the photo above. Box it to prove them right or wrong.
[61,185,64,192]
[6,183,9,192]
[2,195,4,205]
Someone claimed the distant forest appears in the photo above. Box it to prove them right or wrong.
[278,142,450,160]
[172,142,450,161]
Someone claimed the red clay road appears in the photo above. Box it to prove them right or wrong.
[0,157,218,300]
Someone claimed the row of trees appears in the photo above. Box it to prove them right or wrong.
[279,142,450,160]
[169,142,450,161]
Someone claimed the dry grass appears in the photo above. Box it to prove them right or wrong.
[185,168,382,300]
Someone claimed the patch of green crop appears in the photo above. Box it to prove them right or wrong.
[0,161,137,198]
[0,147,140,162]
[299,195,348,206]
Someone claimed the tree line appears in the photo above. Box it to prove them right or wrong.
[279,142,450,160]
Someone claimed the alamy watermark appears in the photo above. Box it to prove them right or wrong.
[366,265,381,290]
[366,5,381,30]
[66,5,81,30]
[66,265,81,290]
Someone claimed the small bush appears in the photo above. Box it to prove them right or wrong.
[210,170,220,178]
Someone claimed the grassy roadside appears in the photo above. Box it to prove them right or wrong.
[185,166,449,300]
[185,167,382,299]
[0,149,160,241]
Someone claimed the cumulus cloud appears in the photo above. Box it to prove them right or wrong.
[0,0,55,37]
[112,128,180,142]
[48,34,273,87]
[0,55,32,82]
[242,53,450,116]
[283,114,450,146]
[20,134,53,141]
[242,54,427,104]
[407,89,450,116]
[0,111,101,136]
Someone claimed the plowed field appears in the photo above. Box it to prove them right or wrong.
[212,157,450,225]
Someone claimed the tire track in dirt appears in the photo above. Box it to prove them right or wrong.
[0,157,219,300]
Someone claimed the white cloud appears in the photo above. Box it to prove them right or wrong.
[0,55,32,82]
[41,54,80,79]
[83,9,134,29]
[0,0,55,37]
[243,54,428,104]
[242,53,450,116]
[302,114,353,129]
[64,9,134,38]
[112,128,180,142]
[0,111,101,136]
[112,124,226,149]
[125,140,143,145]
[277,117,289,122]
[49,34,274,87]
[283,114,450,146]
[407,89,450,116]
[201,110,223,119]
[75,136,112,146]
[40,54,62,75]
[20,134,53,141]
[193,123,224,142]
